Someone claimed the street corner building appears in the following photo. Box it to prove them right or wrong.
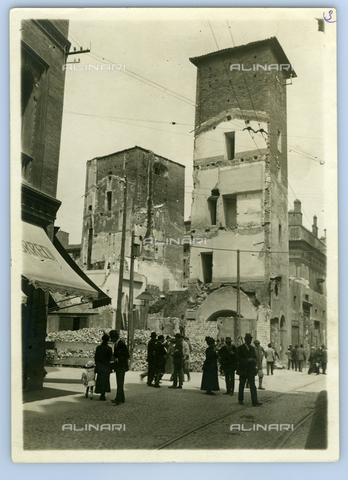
[20,19,111,391]
[184,37,326,359]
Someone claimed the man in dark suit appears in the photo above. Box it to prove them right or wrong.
[109,330,130,405]
[218,337,237,395]
[237,333,262,407]
[147,332,157,386]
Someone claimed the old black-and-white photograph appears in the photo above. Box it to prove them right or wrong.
[11,8,338,462]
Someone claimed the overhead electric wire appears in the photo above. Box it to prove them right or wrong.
[185,244,326,255]
[64,110,194,127]
[84,50,196,107]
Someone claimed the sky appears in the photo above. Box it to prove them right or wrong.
[54,8,335,244]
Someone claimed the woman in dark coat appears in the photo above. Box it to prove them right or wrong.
[94,334,112,401]
[201,336,220,395]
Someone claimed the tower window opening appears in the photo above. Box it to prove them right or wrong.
[201,252,213,284]
[225,132,235,160]
[107,191,112,211]
[223,194,237,228]
[207,188,219,225]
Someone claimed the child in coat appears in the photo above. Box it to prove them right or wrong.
[81,360,96,399]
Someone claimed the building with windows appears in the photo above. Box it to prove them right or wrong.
[288,200,327,355]
[80,147,185,328]
[185,38,296,354]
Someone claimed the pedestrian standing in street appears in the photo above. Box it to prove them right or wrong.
[292,345,299,371]
[265,343,275,375]
[182,336,191,381]
[179,314,186,337]
[169,333,184,389]
[297,344,306,372]
[165,337,175,381]
[201,336,220,395]
[291,345,297,370]
[146,332,157,386]
[254,340,265,390]
[308,346,319,375]
[237,333,262,407]
[109,330,130,405]
[94,334,112,401]
[320,345,328,374]
[218,337,237,395]
[315,345,322,375]
[81,360,96,400]
[154,335,167,388]
[285,345,293,370]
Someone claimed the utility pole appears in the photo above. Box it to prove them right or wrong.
[236,249,241,344]
[128,230,135,362]
[116,174,127,330]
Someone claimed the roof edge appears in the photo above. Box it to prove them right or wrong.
[189,36,297,78]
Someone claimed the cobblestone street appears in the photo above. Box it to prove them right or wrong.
[22,367,326,451]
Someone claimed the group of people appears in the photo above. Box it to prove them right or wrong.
[199,333,328,407]
[200,333,262,406]
[81,329,327,407]
[140,332,192,389]
[81,330,129,405]
[285,344,328,374]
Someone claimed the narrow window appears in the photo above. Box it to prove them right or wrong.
[183,243,190,254]
[201,252,213,284]
[279,223,282,243]
[225,132,235,160]
[207,198,217,225]
[107,191,112,211]
[73,318,80,331]
[87,228,93,269]
[223,194,237,227]
[183,259,189,278]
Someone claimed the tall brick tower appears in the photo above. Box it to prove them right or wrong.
[187,37,296,354]
[81,147,185,292]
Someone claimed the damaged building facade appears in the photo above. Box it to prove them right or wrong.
[80,147,185,326]
[185,37,324,358]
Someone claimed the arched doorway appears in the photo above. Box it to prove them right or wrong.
[206,309,237,341]
[195,286,258,343]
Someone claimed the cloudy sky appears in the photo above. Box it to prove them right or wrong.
[54,8,335,244]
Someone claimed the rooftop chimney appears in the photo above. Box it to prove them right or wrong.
[312,215,318,237]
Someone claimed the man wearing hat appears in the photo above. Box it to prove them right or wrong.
[285,345,293,370]
[146,332,157,386]
[236,333,262,406]
[153,335,167,387]
[218,337,237,395]
[308,346,319,375]
[169,333,184,389]
[109,330,129,405]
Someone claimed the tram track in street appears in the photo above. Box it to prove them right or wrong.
[273,411,314,449]
[156,377,323,450]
